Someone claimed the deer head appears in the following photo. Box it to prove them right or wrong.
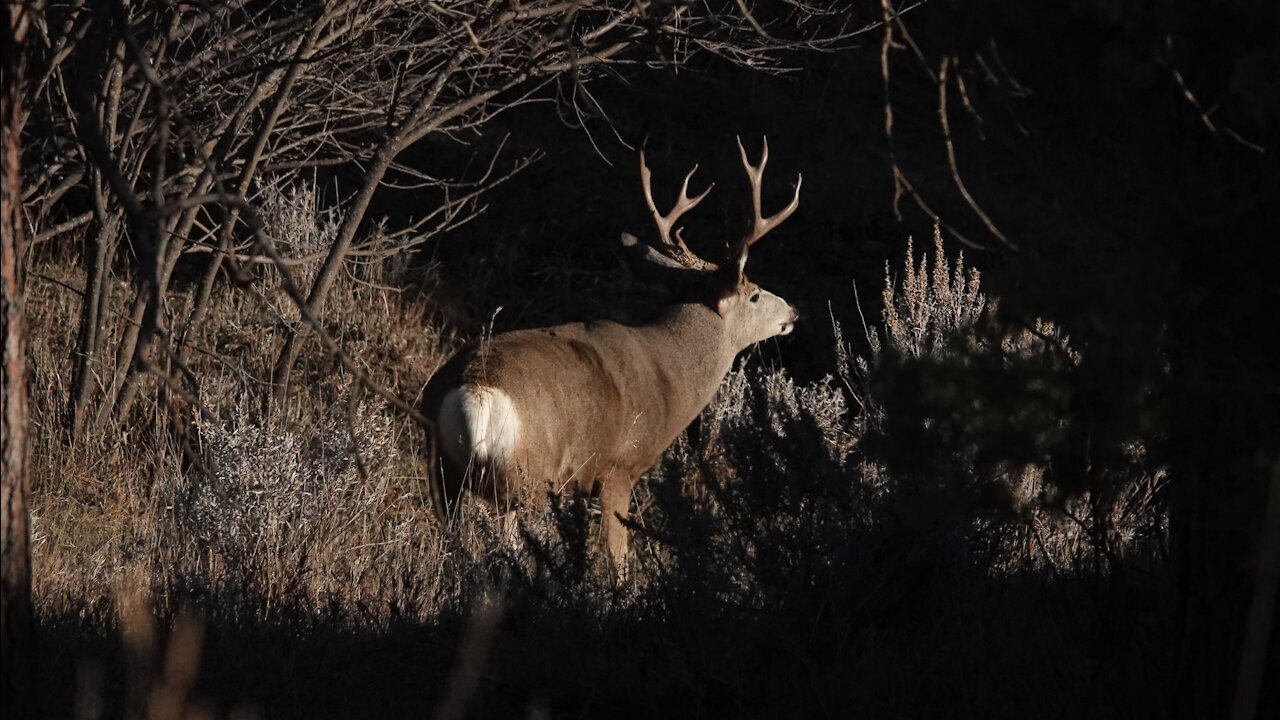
[622,137,801,349]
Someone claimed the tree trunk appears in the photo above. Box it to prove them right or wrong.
[2,1,35,716]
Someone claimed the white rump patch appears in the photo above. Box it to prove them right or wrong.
[438,386,521,469]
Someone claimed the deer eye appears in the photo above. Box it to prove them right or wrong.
[750,292,761,303]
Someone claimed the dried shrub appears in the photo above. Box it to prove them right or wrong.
[254,177,342,320]
[166,390,394,585]
[870,224,988,360]
[634,365,864,610]
[857,226,1165,572]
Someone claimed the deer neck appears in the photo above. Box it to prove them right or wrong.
[641,302,739,400]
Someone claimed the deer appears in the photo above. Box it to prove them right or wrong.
[420,138,801,575]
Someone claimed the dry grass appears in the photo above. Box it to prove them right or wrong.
[28,185,454,625]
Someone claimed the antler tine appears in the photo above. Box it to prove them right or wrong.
[737,136,802,246]
[638,150,716,268]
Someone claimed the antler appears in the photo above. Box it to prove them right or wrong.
[639,150,716,270]
[737,136,802,246]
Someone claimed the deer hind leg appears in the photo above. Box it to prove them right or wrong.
[598,476,634,580]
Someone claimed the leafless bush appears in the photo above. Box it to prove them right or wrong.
[165,389,394,583]
[253,177,341,314]
[868,224,988,360]
[855,227,1165,573]
[632,363,865,610]
[704,364,852,454]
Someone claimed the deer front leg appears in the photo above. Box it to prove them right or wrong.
[598,476,634,580]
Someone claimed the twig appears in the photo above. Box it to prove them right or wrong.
[938,58,1015,250]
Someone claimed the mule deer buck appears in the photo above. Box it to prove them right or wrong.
[421,138,801,574]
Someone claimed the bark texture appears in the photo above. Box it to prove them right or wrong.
[1,1,34,716]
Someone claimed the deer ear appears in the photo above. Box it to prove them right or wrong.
[711,240,749,316]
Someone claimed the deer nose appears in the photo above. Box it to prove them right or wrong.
[779,307,800,335]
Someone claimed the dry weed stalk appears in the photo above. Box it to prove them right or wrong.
[872,224,987,359]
